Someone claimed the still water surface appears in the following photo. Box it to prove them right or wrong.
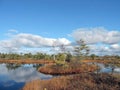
[0,63,120,90]
[94,63,120,73]
[0,63,52,90]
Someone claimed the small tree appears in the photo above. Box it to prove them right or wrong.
[90,54,96,60]
[55,53,66,65]
[74,39,89,60]
[65,52,72,62]
[59,44,73,62]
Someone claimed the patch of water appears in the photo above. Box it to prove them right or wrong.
[0,63,52,90]
[89,62,120,73]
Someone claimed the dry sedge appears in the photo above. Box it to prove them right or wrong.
[39,63,98,75]
[23,73,120,90]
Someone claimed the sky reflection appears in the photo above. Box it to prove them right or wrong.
[0,63,52,90]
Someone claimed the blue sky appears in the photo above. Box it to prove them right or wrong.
[0,0,120,55]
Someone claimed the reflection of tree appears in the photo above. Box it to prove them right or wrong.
[33,64,43,70]
[6,63,21,70]
[104,64,109,68]
[110,64,115,75]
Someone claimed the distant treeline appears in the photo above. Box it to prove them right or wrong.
[88,54,120,60]
[0,52,54,60]
[0,52,120,61]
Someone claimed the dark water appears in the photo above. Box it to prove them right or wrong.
[0,63,52,90]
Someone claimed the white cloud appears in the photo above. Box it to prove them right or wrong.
[8,29,18,33]
[70,27,120,55]
[15,33,70,47]
[5,29,19,37]
[0,33,71,53]
[0,28,120,55]
[89,44,104,55]
[0,40,20,53]
[71,27,120,44]
[89,44,120,55]
[110,44,120,55]
[111,44,120,49]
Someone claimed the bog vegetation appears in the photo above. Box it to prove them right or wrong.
[23,73,120,90]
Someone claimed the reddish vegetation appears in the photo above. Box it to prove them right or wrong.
[23,73,120,90]
[82,60,120,67]
[82,60,112,63]
[0,60,55,64]
[39,63,98,75]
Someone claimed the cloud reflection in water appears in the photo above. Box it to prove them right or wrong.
[0,63,52,83]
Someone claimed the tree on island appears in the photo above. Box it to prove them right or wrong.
[74,39,89,60]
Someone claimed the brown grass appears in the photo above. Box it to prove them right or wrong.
[82,59,120,67]
[82,60,112,64]
[0,60,55,64]
[39,62,98,75]
[23,73,120,90]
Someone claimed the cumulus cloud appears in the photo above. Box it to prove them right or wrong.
[0,33,71,53]
[89,45,110,55]
[71,27,120,44]
[0,40,20,52]
[111,44,120,49]
[14,33,70,47]
[71,27,120,55]
[0,28,120,55]
[110,44,120,54]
